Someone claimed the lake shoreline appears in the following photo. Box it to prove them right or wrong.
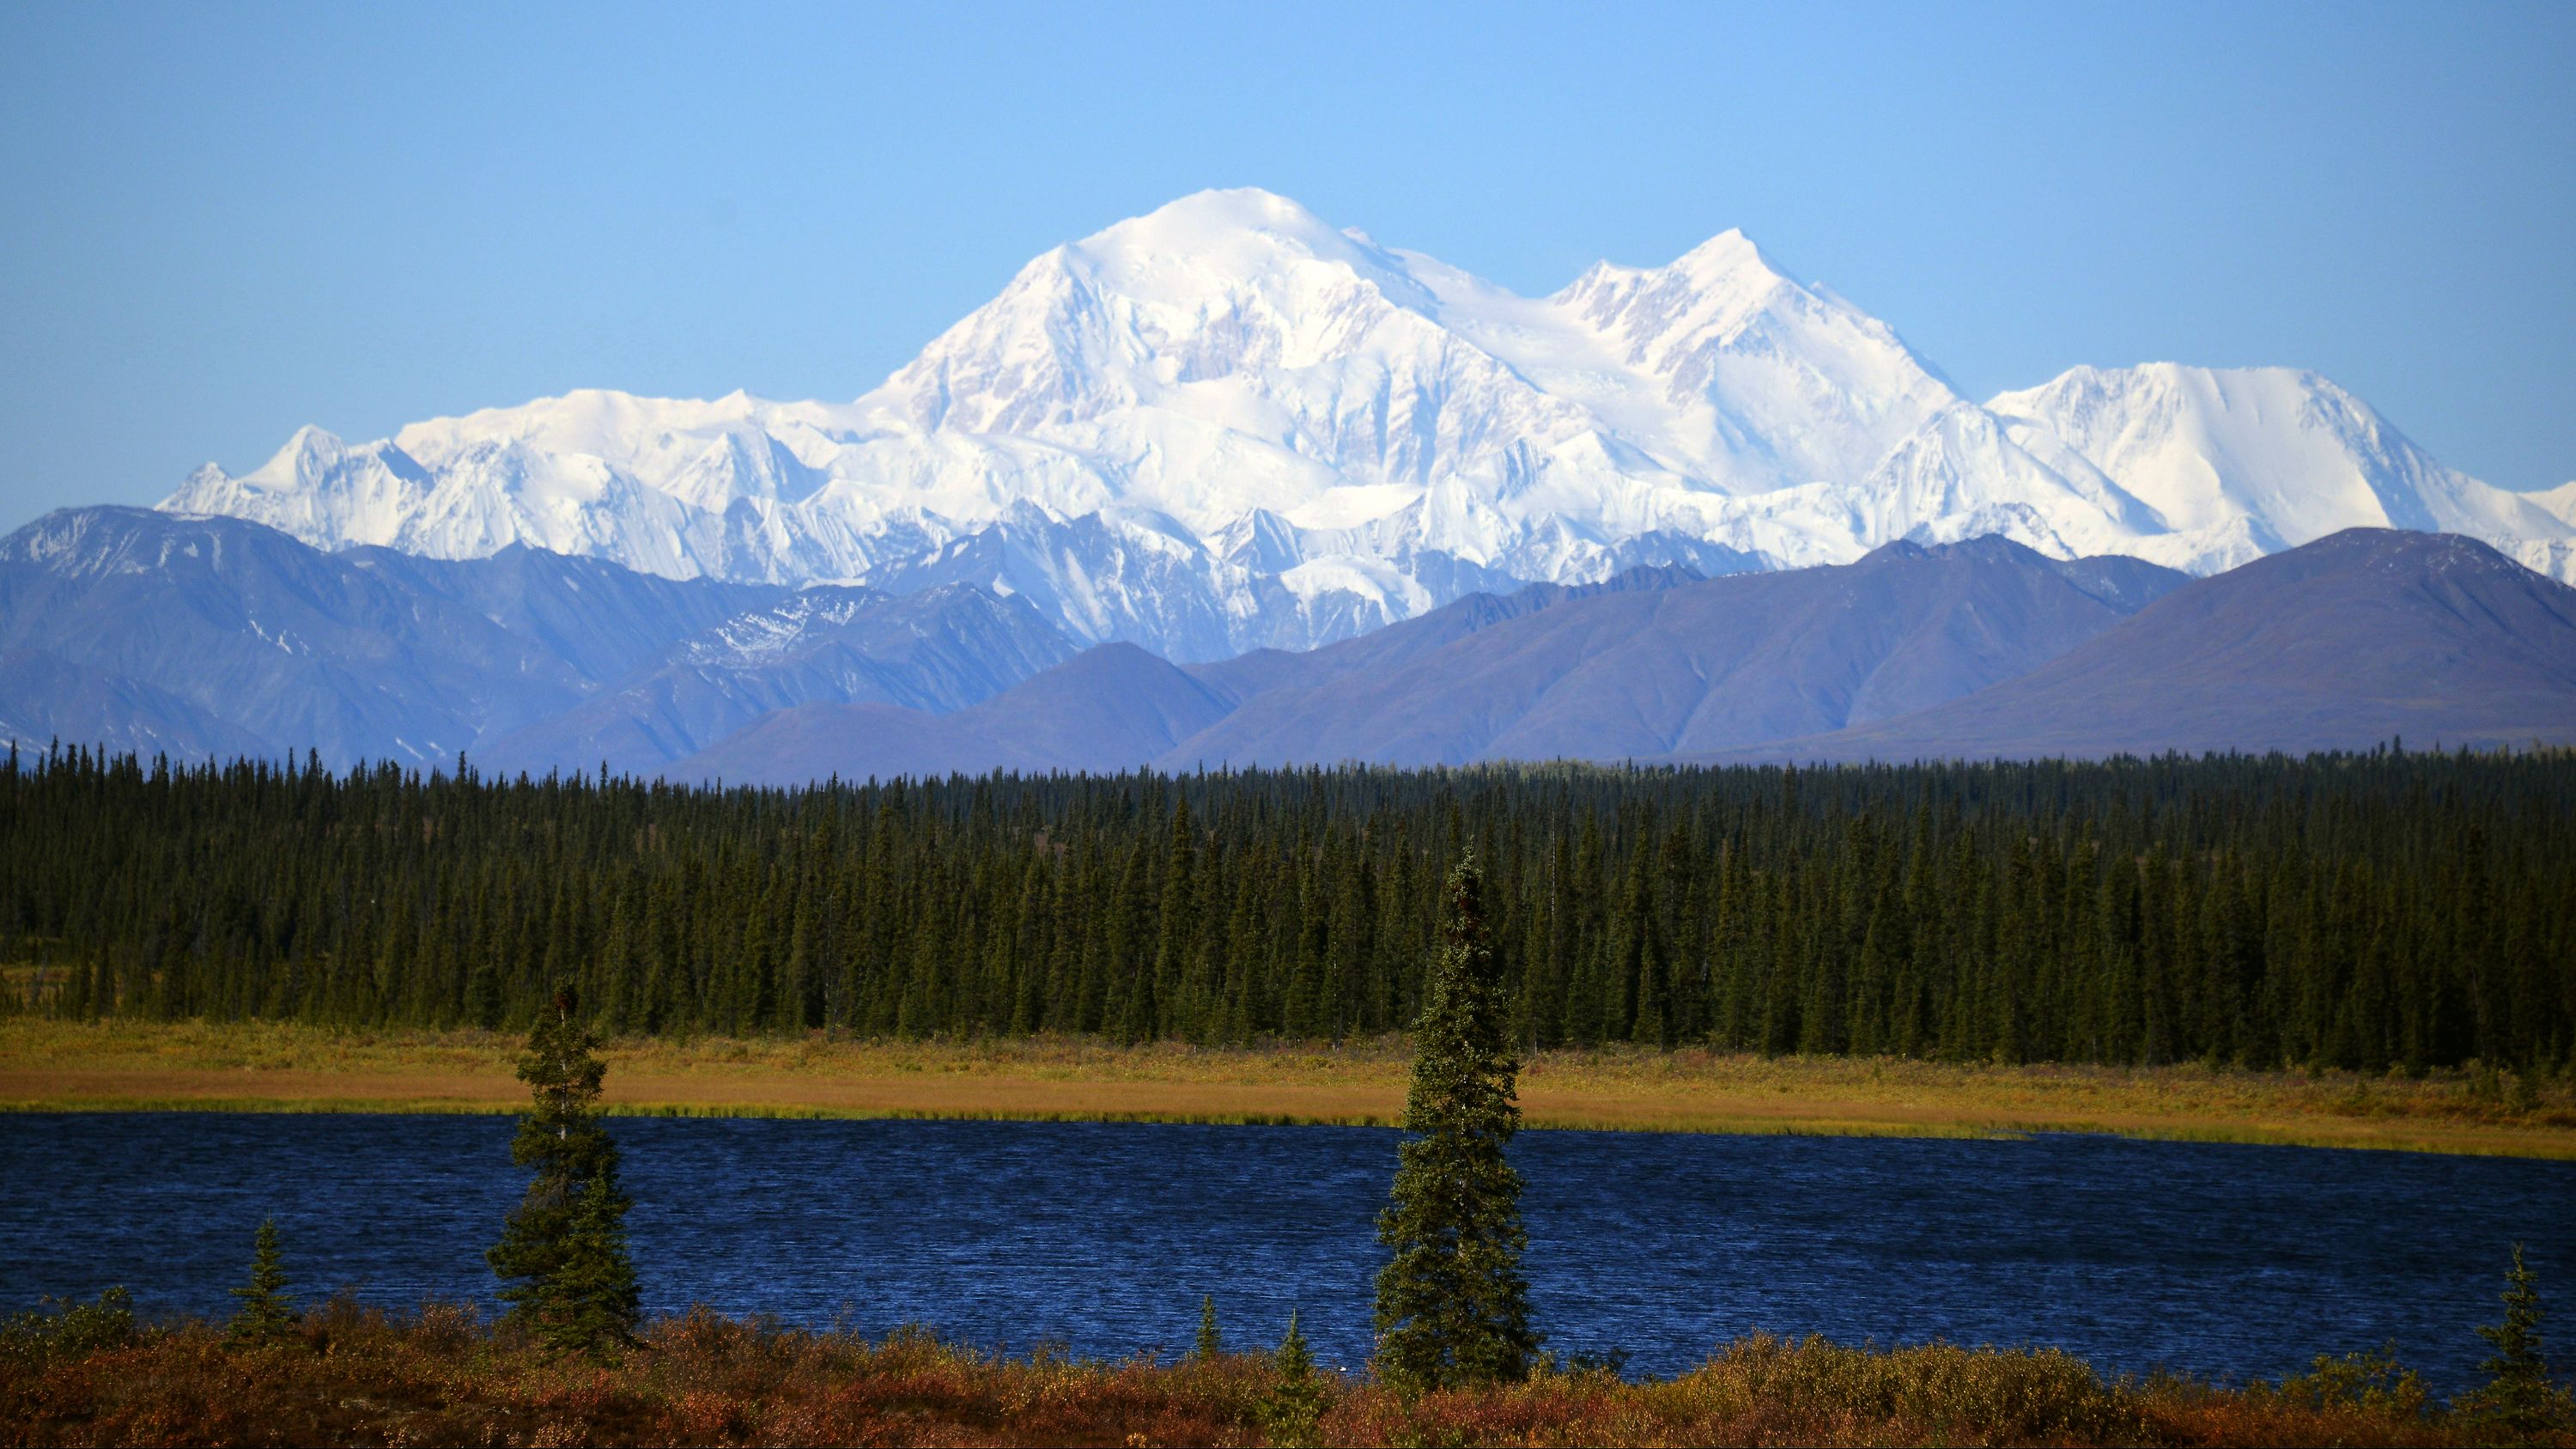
[7,1020,2572,1159]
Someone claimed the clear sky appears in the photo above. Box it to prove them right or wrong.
[2,1,2570,530]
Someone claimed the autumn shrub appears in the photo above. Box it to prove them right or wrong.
[0,1287,136,1370]
[2261,1344,2432,1419]
[1,1308,2564,1447]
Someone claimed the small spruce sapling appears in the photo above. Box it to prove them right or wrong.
[1257,1309,1328,1448]
[2467,1242,2570,1438]
[225,1218,298,1346]
[1194,1294,1222,1362]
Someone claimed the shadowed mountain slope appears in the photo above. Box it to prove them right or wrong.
[663,642,1226,784]
[1,507,1068,770]
[1694,529,2576,762]
[0,648,275,763]
[17,503,2562,779]
[659,571,1705,782]
[473,582,1076,777]
[952,643,1237,773]
[674,702,1048,788]
[0,508,618,764]
[1157,539,2187,769]
[337,542,781,692]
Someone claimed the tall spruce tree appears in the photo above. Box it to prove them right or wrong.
[1372,853,1538,1389]
[487,985,641,1356]
[225,1217,297,1346]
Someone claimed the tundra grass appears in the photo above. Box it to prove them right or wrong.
[4,1017,2573,1158]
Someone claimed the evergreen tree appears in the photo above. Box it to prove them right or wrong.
[224,1217,297,1346]
[547,1166,645,1354]
[1258,1309,1329,1448]
[1372,853,1538,1390]
[9,750,2574,1075]
[1194,1293,1222,1361]
[2467,1242,2569,1439]
[487,986,641,1356]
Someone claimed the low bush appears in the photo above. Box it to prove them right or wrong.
[3,1306,2565,1447]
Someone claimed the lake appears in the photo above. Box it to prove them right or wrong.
[2,1114,2568,1392]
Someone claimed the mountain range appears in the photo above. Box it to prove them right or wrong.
[12,188,2572,775]
[9,505,2569,776]
[0,507,1071,770]
[155,189,2576,661]
[1698,528,2576,762]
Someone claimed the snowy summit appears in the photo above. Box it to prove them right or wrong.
[161,189,2576,660]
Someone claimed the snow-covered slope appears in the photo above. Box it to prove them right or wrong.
[160,189,2576,657]
[1984,364,2576,578]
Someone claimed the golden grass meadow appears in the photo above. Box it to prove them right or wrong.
[5,1017,2573,1159]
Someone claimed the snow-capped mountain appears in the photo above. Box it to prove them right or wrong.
[160,188,2576,658]
[1984,364,2576,581]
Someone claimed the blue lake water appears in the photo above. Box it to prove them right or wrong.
[1,1114,2568,1392]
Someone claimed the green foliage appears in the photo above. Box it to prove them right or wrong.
[2463,1243,2573,1440]
[226,1218,298,1347]
[1258,1309,1329,1447]
[1544,1343,1633,1377]
[1194,1294,1221,1362]
[2,1286,136,1368]
[1681,1332,2141,1445]
[2269,1343,2428,1419]
[486,988,641,1357]
[8,747,2574,1078]
[1373,855,1538,1391]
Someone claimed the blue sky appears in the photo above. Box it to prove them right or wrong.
[2,1,2570,529]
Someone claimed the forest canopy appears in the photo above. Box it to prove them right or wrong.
[3,744,2569,1075]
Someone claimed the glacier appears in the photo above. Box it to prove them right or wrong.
[159,187,2576,660]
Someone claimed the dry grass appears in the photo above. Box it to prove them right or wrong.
[9,1298,2555,1448]
[2,1018,2573,1158]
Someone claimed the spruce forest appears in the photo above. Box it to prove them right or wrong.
[4,744,2572,1075]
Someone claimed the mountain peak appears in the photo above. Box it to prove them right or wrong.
[1978,362,2542,563]
[143,197,2576,665]
[277,423,348,463]
[1664,226,1778,285]
[228,424,358,493]
[1066,187,1377,275]
[1555,226,1786,305]
[1128,186,1329,231]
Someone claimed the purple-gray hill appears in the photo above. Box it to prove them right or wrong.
[660,563,1710,782]
[1695,528,2576,762]
[0,507,1070,770]
[1155,539,2184,769]
[474,582,1075,779]
[7,506,2567,776]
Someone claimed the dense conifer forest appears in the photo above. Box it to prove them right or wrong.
[4,744,2571,1073]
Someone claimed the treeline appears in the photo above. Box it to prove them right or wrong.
[3,743,2572,1072]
